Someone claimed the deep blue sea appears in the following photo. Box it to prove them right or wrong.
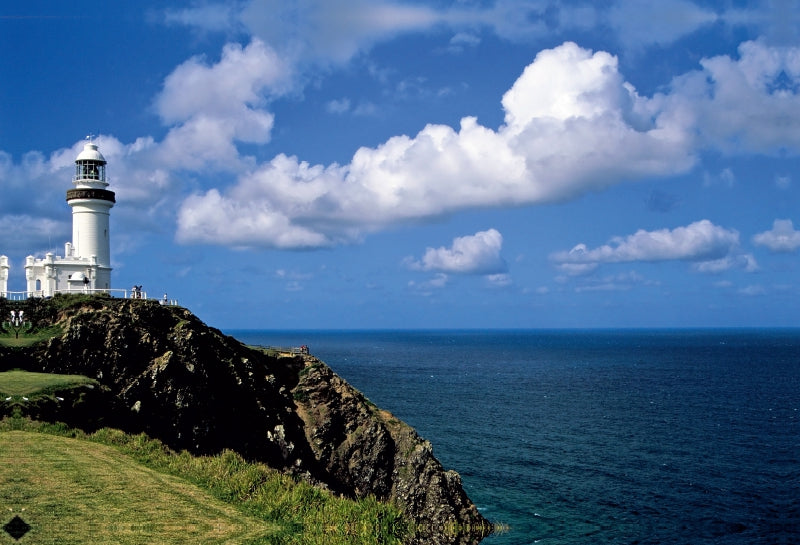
[228,329,800,545]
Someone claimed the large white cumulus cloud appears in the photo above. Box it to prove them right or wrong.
[12,37,800,254]
[175,38,800,249]
[176,42,696,248]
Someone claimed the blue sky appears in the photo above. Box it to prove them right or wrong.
[1,0,799,329]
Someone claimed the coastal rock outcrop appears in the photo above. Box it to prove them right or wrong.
[5,295,490,544]
[293,359,488,543]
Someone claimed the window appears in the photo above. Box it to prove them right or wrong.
[77,161,105,181]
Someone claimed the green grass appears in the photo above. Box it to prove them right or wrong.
[0,429,277,544]
[0,325,63,347]
[46,292,113,311]
[0,370,96,397]
[0,419,406,545]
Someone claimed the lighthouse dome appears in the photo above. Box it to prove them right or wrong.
[76,142,106,164]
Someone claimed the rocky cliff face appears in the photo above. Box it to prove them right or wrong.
[293,360,490,543]
[6,296,490,544]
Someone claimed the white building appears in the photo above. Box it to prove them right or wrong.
[23,141,116,297]
[0,256,8,296]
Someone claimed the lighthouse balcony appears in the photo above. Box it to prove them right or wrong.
[66,188,116,203]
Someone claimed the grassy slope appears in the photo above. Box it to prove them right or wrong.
[0,371,405,545]
[0,422,404,545]
[0,430,276,545]
[0,326,63,348]
[0,370,97,396]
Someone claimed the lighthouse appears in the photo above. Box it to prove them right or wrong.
[24,139,116,296]
[67,141,115,288]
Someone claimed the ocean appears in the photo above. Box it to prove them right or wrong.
[228,329,800,545]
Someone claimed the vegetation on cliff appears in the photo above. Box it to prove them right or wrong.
[0,294,491,544]
[0,416,403,544]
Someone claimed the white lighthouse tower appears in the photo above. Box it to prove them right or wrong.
[67,141,115,288]
[25,139,116,296]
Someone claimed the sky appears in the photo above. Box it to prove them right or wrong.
[1,0,799,329]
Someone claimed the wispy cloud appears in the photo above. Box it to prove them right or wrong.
[644,190,681,213]
[447,31,480,53]
[408,272,449,295]
[0,215,70,255]
[162,3,241,33]
[738,284,766,296]
[486,273,512,287]
[606,0,718,51]
[573,271,656,293]
[326,98,351,114]
[158,1,732,69]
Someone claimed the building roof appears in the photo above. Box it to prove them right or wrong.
[76,142,106,163]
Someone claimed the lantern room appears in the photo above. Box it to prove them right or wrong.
[73,142,108,187]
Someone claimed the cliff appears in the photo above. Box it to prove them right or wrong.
[0,295,490,544]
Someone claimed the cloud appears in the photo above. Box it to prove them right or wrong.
[450,32,480,47]
[170,38,800,250]
[148,24,800,251]
[352,102,378,116]
[406,229,507,275]
[177,184,334,249]
[703,168,736,187]
[156,40,289,124]
[551,220,748,273]
[176,41,698,248]
[607,0,718,51]
[692,254,758,274]
[162,3,241,33]
[448,32,481,53]
[573,271,656,292]
[160,0,735,70]
[275,268,314,292]
[237,0,443,66]
[275,269,313,281]
[408,273,449,295]
[644,189,681,212]
[326,98,378,117]
[161,0,540,67]
[0,215,70,255]
[723,2,800,46]
[668,40,800,155]
[738,284,766,296]
[553,262,599,277]
[753,219,800,252]
[0,134,186,258]
[154,40,291,171]
[13,34,800,257]
[326,98,351,114]
[486,273,512,287]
